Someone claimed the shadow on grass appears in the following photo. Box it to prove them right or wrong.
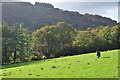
[102,57,110,58]
[2,62,30,69]
[2,59,46,69]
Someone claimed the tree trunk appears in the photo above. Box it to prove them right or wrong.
[14,47,17,63]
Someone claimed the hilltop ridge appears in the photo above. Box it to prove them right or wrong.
[2,2,117,31]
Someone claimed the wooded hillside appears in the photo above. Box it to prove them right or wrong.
[2,2,117,31]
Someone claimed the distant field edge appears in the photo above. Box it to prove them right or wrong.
[1,78,119,80]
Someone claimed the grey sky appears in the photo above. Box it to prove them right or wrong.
[1,0,120,2]
[52,2,118,21]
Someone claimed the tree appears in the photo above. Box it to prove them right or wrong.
[2,23,32,65]
[2,23,12,64]
[32,22,75,58]
[11,24,32,63]
[97,26,111,50]
[72,30,97,54]
[109,25,120,49]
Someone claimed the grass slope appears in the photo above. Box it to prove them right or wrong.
[2,50,118,78]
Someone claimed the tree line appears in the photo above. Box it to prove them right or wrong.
[2,22,120,65]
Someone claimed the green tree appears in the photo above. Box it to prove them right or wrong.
[2,23,12,64]
[109,25,120,49]
[2,23,32,64]
[32,22,75,58]
[11,24,32,63]
[72,30,97,54]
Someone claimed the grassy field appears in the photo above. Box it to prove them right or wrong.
[2,50,118,78]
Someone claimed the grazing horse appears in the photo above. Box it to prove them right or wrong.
[96,51,101,58]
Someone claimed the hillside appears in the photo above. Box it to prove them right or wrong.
[2,50,118,78]
[2,2,117,31]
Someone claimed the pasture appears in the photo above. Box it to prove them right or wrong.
[2,50,118,78]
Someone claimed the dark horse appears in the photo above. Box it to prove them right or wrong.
[96,51,101,58]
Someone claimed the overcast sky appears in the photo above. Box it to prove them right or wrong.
[2,0,119,22]
[53,2,118,21]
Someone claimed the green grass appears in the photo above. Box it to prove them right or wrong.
[2,50,118,78]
